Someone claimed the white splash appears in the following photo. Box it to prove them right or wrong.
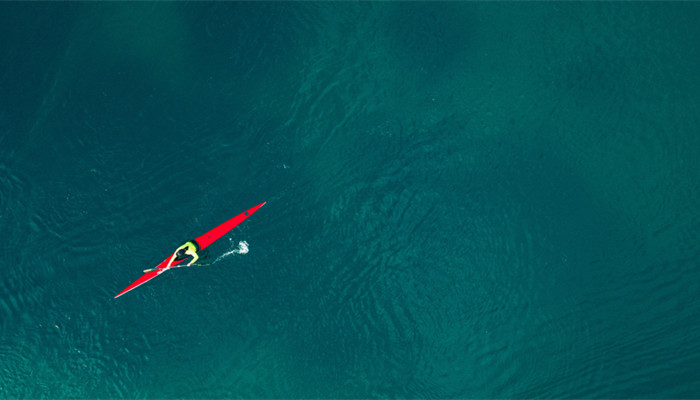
[236,241,249,254]
[214,240,249,263]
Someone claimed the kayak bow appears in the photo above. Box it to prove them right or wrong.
[114,202,265,298]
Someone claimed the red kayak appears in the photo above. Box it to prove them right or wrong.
[114,202,266,298]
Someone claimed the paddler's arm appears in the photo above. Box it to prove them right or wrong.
[165,244,188,269]
[186,248,199,266]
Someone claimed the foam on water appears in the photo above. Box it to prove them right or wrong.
[214,240,250,263]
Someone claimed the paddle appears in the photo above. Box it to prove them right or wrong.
[143,263,211,273]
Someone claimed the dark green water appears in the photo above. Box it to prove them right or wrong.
[1,2,699,398]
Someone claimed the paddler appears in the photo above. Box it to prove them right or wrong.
[166,241,199,268]
[143,240,200,273]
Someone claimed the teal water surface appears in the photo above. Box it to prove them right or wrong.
[1,2,700,398]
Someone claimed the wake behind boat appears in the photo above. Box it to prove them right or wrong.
[114,202,266,298]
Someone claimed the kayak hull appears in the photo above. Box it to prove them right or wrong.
[114,202,265,298]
